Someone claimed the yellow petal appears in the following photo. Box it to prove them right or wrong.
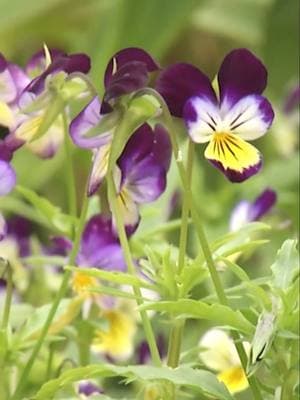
[204,132,261,181]
[218,366,249,394]
[72,272,98,297]
[0,101,14,128]
[14,115,44,142]
[92,310,136,360]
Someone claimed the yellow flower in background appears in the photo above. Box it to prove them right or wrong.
[92,309,136,360]
[72,271,98,297]
[199,328,250,394]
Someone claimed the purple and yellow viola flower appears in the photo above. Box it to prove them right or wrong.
[113,123,171,232]
[156,48,274,182]
[70,47,160,196]
[230,188,277,231]
[10,48,90,158]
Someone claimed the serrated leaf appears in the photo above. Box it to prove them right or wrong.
[271,240,299,290]
[34,364,233,400]
[139,299,254,334]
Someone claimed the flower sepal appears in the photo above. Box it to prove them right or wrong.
[107,94,160,172]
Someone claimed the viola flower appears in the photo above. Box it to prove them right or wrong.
[92,307,136,360]
[157,49,274,182]
[70,48,160,196]
[113,123,171,232]
[199,329,250,394]
[230,188,277,231]
[10,48,90,158]
[77,380,103,398]
[71,214,128,296]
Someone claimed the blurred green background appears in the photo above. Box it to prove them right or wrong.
[1,0,299,266]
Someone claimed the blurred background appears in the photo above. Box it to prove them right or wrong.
[1,0,299,268]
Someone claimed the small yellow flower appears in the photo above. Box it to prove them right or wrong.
[199,329,250,394]
[92,309,136,360]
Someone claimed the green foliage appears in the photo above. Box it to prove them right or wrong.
[34,364,233,400]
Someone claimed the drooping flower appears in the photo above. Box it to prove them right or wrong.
[199,329,250,394]
[230,188,277,231]
[157,49,274,182]
[113,123,171,232]
[9,48,90,158]
[70,48,160,196]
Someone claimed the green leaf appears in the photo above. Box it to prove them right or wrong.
[15,185,77,236]
[271,240,299,290]
[139,299,254,334]
[34,364,233,400]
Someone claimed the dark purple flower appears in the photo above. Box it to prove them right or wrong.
[77,214,127,271]
[230,188,277,231]
[114,123,171,231]
[78,380,103,397]
[46,236,72,257]
[157,49,274,182]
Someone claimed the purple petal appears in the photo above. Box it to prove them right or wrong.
[0,141,13,162]
[0,213,7,241]
[284,85,300,114]
[26,48,66,77]
[104,47,159,88]
[69,97,112,149]
[78,380,103,396]
[77,214,126,271]
[208,157,263,183]
[248,188,277,221]
[118,124,171,203]
[46,236,72,256]
[7,215,32,256]
[7,64,30,102]
[218,48,267,108]
[156,63,217,118]
[0,160,16,195]
[0,53,7,72]
[25,53,91,95]
[137,334,165,364]
[104,61,149,103]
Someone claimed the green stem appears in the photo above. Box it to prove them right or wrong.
[167,141,194,369]
[63,111,77,217]
[11,196,89,400]
[107,173,161,366]
[1,262,13,330]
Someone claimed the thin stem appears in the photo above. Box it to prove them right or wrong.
[63,111,77,217]
[107,173,161,366]
[11,196,89,400]
[167,141,194,369]
[1,262,13,330]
